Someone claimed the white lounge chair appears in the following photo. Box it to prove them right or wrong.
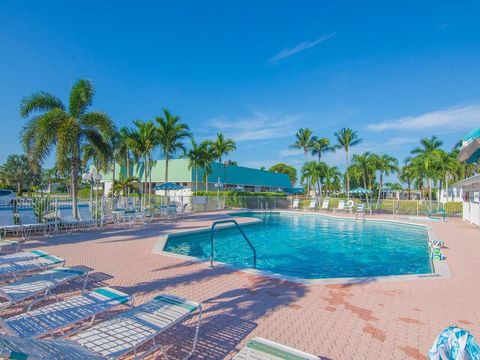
[321,199,329,211]
[17,207,50,239]
[77,205,100,229]
[291,198,300,210]
[0,287,130,338]
[0,294,202,359]
[234,337,320,359]
[336,200,345,212]
[0,250,49,265]
[0,254,65,280]
[0,207,22,239]
[58,206,82,232]
[308,200,316,211]
[0,241,20,254]
[0,267,88,310]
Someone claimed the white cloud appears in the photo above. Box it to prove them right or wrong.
[269,32,336,62]
[367,105,480,132]
[279,148,304,157]
[208,111,300,142]
[385,137,419,146]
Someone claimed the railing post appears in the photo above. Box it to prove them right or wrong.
[417,200,419,216]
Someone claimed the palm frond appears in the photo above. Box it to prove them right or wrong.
[20,92,65,118]
[80,111,115,138]
[69,79,94,118]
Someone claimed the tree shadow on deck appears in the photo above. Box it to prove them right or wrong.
[115,264,319,358]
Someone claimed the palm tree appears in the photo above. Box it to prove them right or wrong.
[0,154,37,195]
[20,79,114,218]
[155,109,191,185]
[110,176,139,196]
[132,120,158,208]
[209,133,236,189]
[310,136,336,197]
[301,161,319,197]
[399,161,415,200]
[410,136,444,206]
[186,139,207,193]
[199,141,215,192]
[324,165,342,194]
[290,128,313,161]
[374,154,399,208]
[350,152,374,204]
[334,128,362,198]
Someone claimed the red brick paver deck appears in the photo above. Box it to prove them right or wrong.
[15,213,480,359]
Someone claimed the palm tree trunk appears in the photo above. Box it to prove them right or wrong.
[195,168,198,193]
[71,157,79,219]
[165,158,169,183]
[376,172,383,209]
[346,150,350,198]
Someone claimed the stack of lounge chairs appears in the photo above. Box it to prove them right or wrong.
[0,248,321,359]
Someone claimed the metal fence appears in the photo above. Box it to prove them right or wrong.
[1,194,463,227]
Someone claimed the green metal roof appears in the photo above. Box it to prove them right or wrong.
[102,159,291,188]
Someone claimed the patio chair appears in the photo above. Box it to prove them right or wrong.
[0,287,131,338]
[307,200,316,211]
[0,294,202,359]
[0,267,88,310]
[0,254,65,281]
[291,198,300,210]
[335,200,345,212]
[321,199,329,211]
[77,205,100,229]
[167,204,177,218]
[58,206,82,232]
[233,337,320,359]
[17,207,50,239]
[0,241,20,254]
[0,207,22,239]
[0,250,49,265]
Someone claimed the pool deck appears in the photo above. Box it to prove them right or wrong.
[11,210,480,359]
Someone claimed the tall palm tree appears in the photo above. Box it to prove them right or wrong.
[324,165,342,194]
[310,136,336,197]
[374,154,399,208]
[20,79,114,218]
[132,120,158,208]
[301,161,319,197]
[410,136,444,206]
[399,161,415,200]
[334,127,362,198]
[209,133,236,189]
[350,152,374,204]
[290,128,313,162]
[186,139,208,193]
[155,109,191,184]
[199,141,215,192]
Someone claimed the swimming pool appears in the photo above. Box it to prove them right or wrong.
[164,212,433,279]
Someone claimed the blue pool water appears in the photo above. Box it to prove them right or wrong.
[164,212,433,279]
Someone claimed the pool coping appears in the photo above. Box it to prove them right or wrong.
[152,210,451,285]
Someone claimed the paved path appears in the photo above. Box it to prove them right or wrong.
[16,212,480,359]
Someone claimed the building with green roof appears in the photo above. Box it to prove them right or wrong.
[101,159,301,194]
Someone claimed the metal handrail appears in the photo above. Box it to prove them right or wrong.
[210,219,257,268]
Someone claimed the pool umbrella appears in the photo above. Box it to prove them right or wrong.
[350,187,371,195]
[154,183,185,205]
[154,183,185,191]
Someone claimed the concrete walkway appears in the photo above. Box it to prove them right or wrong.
[14,212,480,359]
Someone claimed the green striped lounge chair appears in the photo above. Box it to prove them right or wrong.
[0,254,65,281]
[0,267,88,310]
[234,337,320,360]
[0,287,130,339]
[0,240,20,254]
[0,294,202,359]
[0,250,49,265]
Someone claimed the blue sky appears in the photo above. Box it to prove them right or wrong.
[1,1,480,176]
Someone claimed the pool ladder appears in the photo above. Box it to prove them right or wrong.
[210,219,257,269]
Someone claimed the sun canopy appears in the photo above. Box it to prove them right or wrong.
[350,187,372,194]
[154,182,185,190]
